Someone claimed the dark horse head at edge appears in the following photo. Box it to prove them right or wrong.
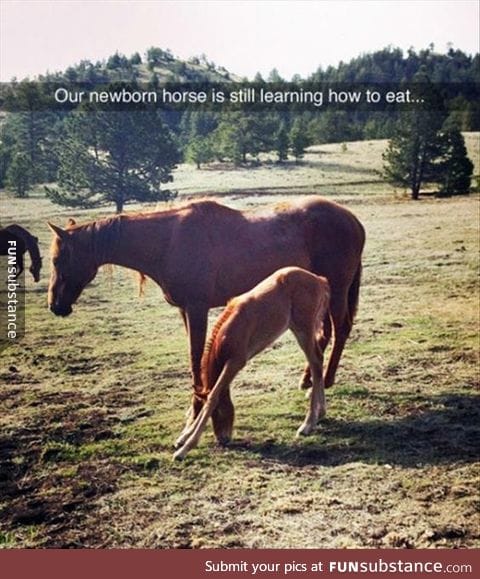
[2,224,42,282]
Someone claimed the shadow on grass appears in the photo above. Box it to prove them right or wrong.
[228,393,480,468]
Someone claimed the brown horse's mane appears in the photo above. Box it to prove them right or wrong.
[61,199,239,236]
[52,200,238,294]
[51,215,124,264]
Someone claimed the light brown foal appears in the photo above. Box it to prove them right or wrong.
[174,267,330,460]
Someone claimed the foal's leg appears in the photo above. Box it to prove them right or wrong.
[173,360,242,460]
[292,330,326,436]
[299,276,355,390]
[298,354,325,436]
[298,314,331,390]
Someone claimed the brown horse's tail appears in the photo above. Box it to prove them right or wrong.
[347,262,362,326]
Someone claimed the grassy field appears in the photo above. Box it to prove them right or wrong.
[0,138,479,548]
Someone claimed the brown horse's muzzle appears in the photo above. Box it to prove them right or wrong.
[49,303,73,317]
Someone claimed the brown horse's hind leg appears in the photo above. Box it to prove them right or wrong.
[323,263,362,388]
[324,294,351,389]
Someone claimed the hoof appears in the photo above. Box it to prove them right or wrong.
[296,424,313,437]
[298,377,313,391]
[173,449,186,461]
[216,435,231,447]
[174,435,186,449]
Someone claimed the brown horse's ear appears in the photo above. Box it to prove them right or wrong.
[66,218,76,228]
[47,222,68,241]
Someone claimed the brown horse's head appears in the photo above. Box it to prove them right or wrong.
[47,220,98,316]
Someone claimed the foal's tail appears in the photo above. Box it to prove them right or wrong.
[200,304,237,444]
[200,344,225,397]
[200,302,236,395]
[347,262,362,327]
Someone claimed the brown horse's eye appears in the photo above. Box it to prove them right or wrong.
[52,258,59,267]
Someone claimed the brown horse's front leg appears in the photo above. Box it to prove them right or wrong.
[182,304,209,423]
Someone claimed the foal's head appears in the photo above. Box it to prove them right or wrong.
[47,220,98,316]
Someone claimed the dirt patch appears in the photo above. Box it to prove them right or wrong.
[2,460,124,547]
[0,385,130,547]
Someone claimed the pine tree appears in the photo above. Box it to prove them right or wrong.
[47,102,180,213]
[267,68,283,82]
[214,113,274,165]
[130,52,142,65]
[275,122,289,162]
[185,136,214,169]
[6,151,32,197]
[290,118,310,163]
[438,128,473,195]
[1,81,60,189]
[382,105,446,199]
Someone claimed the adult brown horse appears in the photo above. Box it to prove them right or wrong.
[47,197,365,427]
[1,224,42,282]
